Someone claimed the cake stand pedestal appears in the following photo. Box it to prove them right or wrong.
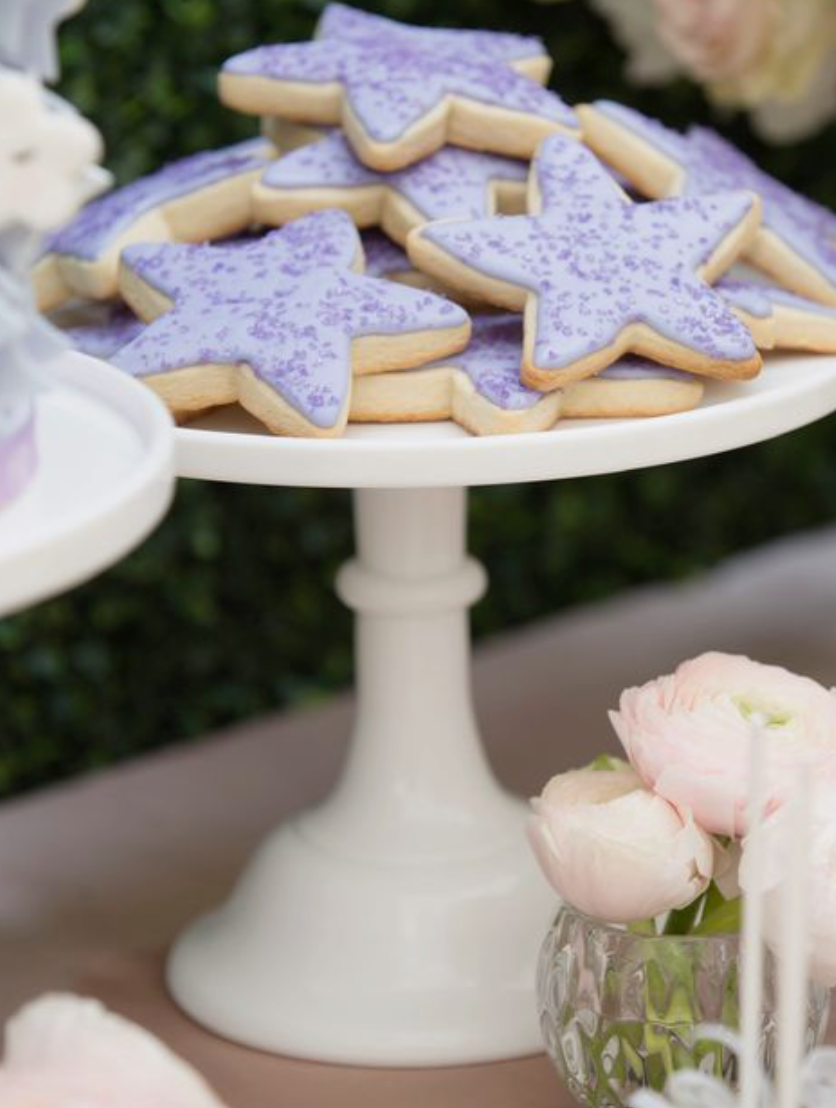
[168,354,836,1066]
[0,352,175,619]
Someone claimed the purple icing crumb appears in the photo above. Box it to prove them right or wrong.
[423,134,757,373]
[112,210,468,429]
[47,139,274,262]
[594,100,836,295]
[224,3,575,144]
[261,131,527,221]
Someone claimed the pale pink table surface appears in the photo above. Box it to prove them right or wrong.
[2,525,836,1105]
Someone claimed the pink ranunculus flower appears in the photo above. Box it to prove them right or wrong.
[653,0,836,139]
[741,785,836,988]
[527,765,713,923]
[610,652,836,838]
[0,993,228,1108]
[653,0,771,84]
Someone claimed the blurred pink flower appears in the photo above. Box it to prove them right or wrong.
[653,0,770,84]
[589,0,836,140]
[528,765,713,923]
[610,652,836,837]
[0,993,228,1108]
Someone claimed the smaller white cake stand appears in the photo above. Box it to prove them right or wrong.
[0,352,175,619]
[168,354,836,1067]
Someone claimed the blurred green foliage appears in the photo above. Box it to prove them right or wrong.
[0,0,834,796]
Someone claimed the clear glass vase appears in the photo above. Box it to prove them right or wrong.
[537,905,830,1108]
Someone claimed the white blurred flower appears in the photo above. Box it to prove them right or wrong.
[630,1032,836,1107]
[587,0,836,142]
[0,67,103,234]
[0,993,228,1108]
[740,783,836,988]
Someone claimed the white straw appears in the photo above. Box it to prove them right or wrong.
[740,722,766,1108]
[776,763,812,1108]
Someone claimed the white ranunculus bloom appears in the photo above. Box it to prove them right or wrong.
[611,653,836,838]
[528,765,713,923]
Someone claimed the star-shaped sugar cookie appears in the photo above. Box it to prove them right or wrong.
[253,131,527,244]
[718,277,836,353]
[35,138,276,310]
[579,101,836,307]
[220,3,577,171]
[351,314,704,435]
[408,134,762,390]
[113,210,470,437]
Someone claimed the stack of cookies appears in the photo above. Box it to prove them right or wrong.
[36,4,836,438]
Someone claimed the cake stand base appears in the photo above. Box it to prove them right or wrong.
[167,486,556,1065]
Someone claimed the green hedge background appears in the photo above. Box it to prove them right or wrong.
[1,0,835,796]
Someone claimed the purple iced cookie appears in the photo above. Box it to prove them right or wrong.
[585,101,836,307]
[114,210,469,434]
[432,314,699,412]
[351,313,702,434]
[362,232,412,280]
[410,134,761,389]
[46,138,274,264]
[60,302,145,360]
[718,277,836,320]
[254,131,527,238]
[220,3,577,171]
[718,276,836,352]
[35,138,276,310]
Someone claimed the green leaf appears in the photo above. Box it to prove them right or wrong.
[692,896,742,937]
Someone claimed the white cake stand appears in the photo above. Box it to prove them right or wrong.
[168,353,836,1067]
[0,352,175,619]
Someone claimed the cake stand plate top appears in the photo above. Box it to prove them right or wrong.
[0,352,175,619]
[176,354,836,489]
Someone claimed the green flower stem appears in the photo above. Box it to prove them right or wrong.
[628,919,658,936]
[693,895,741,937]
